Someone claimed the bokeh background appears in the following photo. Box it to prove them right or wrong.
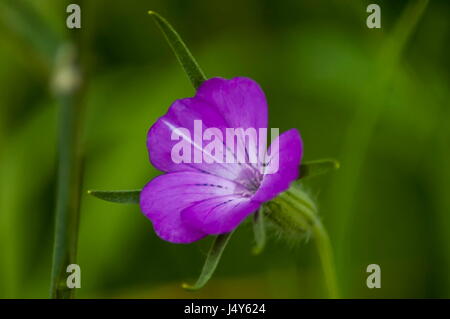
[0,0,449,298]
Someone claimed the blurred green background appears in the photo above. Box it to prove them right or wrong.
[0,0,449,298]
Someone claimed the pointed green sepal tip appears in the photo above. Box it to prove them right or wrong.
[87,189,141,204]
[182,232,233,291]
[251,245,263,256]
[299,159,340,179]
[181,282,197,291]
[147,10,206,89]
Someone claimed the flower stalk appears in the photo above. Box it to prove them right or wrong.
[265,185,339,298]
[252,208,266,255]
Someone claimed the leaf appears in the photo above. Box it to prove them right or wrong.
[148,11,207,89]
[182,232,233,291]
[252,208,266,255]
[87,190,141,204]
[299,159,340,179]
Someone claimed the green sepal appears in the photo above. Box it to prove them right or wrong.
[148,11,207,89]
[182,232,233,291]
[299,159,340,179]
[87,190,140,204]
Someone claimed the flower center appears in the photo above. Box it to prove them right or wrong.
[235,167,263,197]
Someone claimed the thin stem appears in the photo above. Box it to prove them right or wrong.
[270,189,339,298]
[311,220,339,299]
[252,208,266,255]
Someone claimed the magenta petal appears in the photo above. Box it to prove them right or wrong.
[181,196,261,234]
[146,77,268,178]
[147,89,247,180]
[196,77,268,130]
[139,171,244,243]
[141,77,302,242]
[147,97,226,171]
[252,129,303,203]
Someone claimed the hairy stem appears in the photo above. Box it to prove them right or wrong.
[268,188,339,298]
[311,219,339,298]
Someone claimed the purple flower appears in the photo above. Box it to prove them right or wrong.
[140,77,303,243]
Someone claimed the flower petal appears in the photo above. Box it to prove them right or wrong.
[196,77,268,130]
[252,129,303,203]
[139,171,245,243]
[148,94,255,181]
[181,196,261,235]
[147,77,267,181]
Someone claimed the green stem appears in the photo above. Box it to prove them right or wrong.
[49,44,84,299]
[252,208,266,255]
[311,219,339,299]
[268,189,339,298]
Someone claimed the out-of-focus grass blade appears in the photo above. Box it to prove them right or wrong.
[299,159,340,179]
[252,208,266,255]
[87,190,141,204]
[0,0,61,65]
[182,232,233,291]
[148,11,207,89]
